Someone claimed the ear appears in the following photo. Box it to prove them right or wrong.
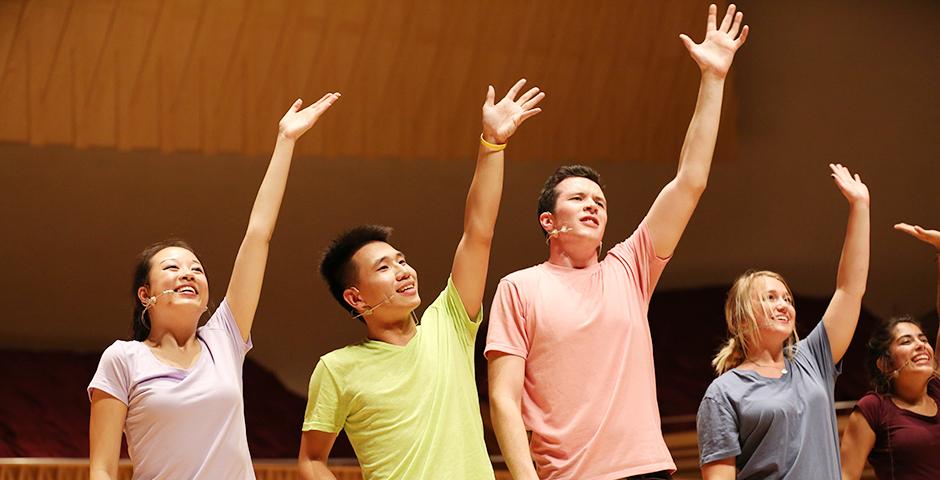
[138,285,151,305]
[875,355,891,375]
[539,212,555,235]
[343,287,368,314]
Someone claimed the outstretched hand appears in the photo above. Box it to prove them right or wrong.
[278,93,341,141]
[482,79,544,145]
[830,163,870,207]
[895,223,940,251]
[680,4,749,79]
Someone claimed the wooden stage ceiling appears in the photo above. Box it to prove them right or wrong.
[0,0,736,162]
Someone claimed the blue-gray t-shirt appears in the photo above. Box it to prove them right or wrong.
[696,321,842,479]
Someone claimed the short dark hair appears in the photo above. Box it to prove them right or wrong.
[132,239,198,341]
[319,225,393,319]
[536,165,603,237]
[866,315,926,394]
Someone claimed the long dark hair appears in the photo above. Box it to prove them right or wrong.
[866,315,925,394]
[131,239,198,341]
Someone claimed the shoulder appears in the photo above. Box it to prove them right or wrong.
[319,343,371,370]
[501,264,546,285]
[856,391,885,409]
[929,377,940,398]
[99,340,140,362]
[703,371,747,403]
[854,391,888,428]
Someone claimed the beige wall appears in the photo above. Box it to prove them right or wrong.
[1,0,938,395]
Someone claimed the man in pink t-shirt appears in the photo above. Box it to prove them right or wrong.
[485,5,750,479]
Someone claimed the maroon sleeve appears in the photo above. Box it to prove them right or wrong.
[854,392,885,434]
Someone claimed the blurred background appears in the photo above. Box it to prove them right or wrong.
[1,0,938,478]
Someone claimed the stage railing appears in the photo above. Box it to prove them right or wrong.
[0,405,874,480]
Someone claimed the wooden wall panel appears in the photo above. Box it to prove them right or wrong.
[0,0,737,162]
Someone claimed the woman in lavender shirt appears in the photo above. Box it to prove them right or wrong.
[88,93,340,480]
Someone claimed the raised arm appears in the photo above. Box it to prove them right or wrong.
[893,223,940,350]
[644,4,748,258]
[823,164,870,363]
[226,94,340,341]
[451,80,543,318]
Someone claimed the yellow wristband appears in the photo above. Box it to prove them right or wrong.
[480,133,507,152]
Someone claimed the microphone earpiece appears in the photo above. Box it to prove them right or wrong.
[352,292,400,320]
[889,359,914,377]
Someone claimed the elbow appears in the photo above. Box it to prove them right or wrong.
[677,175,708,196]
[489,389,520,423]
[464,225,495,247]
[244,225,274,244]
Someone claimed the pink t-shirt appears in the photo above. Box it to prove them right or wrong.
[485,223,675,479]
[88,299,255,479]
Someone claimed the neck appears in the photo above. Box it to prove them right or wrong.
[745,344,786,365]
[547,239,600,269]
[892,373,932,405]
[147,320,199,349]
[366,314,418,346]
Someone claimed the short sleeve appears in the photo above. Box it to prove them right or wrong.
[605,222,670,303]
[854,393,884,434]
[87,342,131,405]
[435,276,483,336]
[302,360,348,433]
[484,279,529,359]
[697,395,741,466]
[794,320,840,382]
[202,298,252,356]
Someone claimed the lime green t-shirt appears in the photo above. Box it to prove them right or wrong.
[303,277,494,479]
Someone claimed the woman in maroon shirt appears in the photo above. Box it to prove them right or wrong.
[840,223,940,480]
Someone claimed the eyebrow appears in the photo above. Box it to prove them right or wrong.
[371,252,403,269]
[159,257,200,265]
[569,191,606,200]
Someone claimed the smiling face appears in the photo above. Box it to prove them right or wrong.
[342,241,420,321]
[751,275,797,343]
[540,176,608,251]
[887,322,937,378]
[138,246,209,323]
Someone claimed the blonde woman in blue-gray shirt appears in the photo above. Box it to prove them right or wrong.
[696,164,870,480]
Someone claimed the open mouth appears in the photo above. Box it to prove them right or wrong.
[579,216,599,227]
[912,353,932,364]
[396,284,416,294]
[174,285,198,296]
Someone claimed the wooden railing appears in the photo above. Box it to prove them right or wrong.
[0,408,875,480]
[0,459,515,480]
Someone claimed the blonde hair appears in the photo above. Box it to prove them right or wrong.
[712,270,800,375]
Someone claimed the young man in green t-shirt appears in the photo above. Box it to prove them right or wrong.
[297,80,545,480]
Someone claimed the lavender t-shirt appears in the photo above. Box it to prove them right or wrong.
[88,299,255,479]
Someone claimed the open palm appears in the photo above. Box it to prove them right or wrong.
[680,4,749,79]
[279,92,341,141]
[895,223,940,251]
[482,79,544,145]
[830,163,870,207]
